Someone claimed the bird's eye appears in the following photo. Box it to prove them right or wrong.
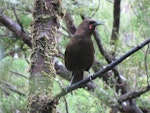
[88,21,95,29]
[89,24,93,29]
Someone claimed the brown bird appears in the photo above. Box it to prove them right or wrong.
[65,19,103,84]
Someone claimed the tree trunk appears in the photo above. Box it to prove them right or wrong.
[27,0,64,112]
[111,0,121,41]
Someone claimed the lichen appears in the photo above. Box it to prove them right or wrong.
[27,0,64,112]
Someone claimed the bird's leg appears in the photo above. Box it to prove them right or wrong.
[66,75,74,95]
[89,73,94,82]
[70,75,75,85]
[87,71,93,82]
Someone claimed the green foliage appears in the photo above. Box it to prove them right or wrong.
[1,93,27,113]
[62,0,98,16]
[57,88,110,113]
[0,57,28,112]
[19,14,33,29]
[133,0,150,38]
[0,0,150,112]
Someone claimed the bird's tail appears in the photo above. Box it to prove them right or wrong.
[71,71,83,84]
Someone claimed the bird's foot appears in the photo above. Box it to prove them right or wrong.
[88,73,94,83]
[64,85,73,95]
[70,75,75,85]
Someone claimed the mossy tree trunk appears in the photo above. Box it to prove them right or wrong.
[27,0,64,112]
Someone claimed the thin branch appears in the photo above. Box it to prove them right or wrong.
[0,80,26,96]
[93,29,112,63]
[64,12,76,35]
[2,48,24,59]
[60,25,73,37]
[93,27,128,94]
[0,34,16,38]
[24,50,30,64]
[12,7,21,25]
[53,37,150,100]
[10,70,29,79]
[54,58,97,90]
[91,0,100,17]
[106,0,114,3]
[55,78,69,113]
[144,44,150,85]
[110,0,121,41]
[0,15,32,48]
[119,85,150,103]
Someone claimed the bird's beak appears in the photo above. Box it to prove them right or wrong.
[92,21,104,27]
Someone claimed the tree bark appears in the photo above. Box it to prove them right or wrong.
[0,15,32,47]
[27,0,64,112]
[111,0,121,41]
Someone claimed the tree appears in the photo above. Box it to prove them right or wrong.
[0,0,150,113]
[26,0,64,112]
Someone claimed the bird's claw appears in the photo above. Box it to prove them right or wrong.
[64,85,73,95]
[89,73,93,82]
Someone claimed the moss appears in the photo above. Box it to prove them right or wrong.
[28,0,64,112]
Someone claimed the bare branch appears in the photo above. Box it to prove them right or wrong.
[93,29,113,63]
[111,0,121,41]
[2,48,23,58]
[91,0,100,17]
[64,12,76,35]
[144,44,150,85]
[54,58,97,90]
[10,70,29,79]
[119,85,150,103]
[55,78,69,113]
[53,37,150,100]
[0,15,32,48]
[0,80,26,96]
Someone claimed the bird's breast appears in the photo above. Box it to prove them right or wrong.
[72,38,94,70]
[65,37,95,72]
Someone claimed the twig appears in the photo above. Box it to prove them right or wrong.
[12,7,23,30]
[55,78,69,113]
[10,70,29,79]
[106,0,114,3]
[0,15,32,47]
[2,48,23,59]
[91,0,101,17]
[0,80,26,96]
[144,44,150,85]
[54,58,97,90]
[61,25,71,36]
[0,34,16,38]
[110,0,121,41]
[64,13,76,35]
[93,29,112,63]
[119,85,150,103]
[24,50,30,64]
[53,37,150,100]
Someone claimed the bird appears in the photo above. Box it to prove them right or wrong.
[65,19,103,85]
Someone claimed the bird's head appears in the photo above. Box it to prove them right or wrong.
[75,19,104,36]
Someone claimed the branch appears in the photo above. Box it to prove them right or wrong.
[111,0,121,40]
[53,37,150,100]
[94,26,128,94]
[10,70,29,79]
[2,48,22,58]
[93,29,112,63]
[54,58,97,90]
[55,78,69,113]
[119,85,150,103]
[144,44,150,85]
[0,15,32,48]
[0,80,26,96]
[91,0,100,17]
[64,12,76,35]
